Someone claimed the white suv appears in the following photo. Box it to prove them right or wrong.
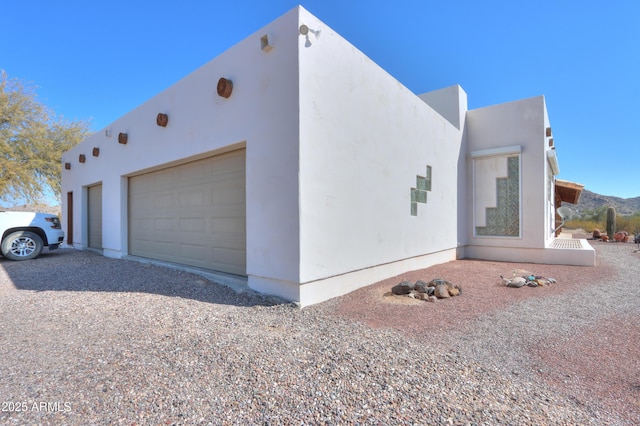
[0,211,65,260]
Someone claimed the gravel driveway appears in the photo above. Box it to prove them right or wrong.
[1,242,638,425]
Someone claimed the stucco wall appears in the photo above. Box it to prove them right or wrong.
[61,6,582,306]
[62,7,303,285]
[295,9,464,301]
[465,96,553,251]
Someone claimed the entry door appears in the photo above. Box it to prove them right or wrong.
[67,192,73,246]
[88,184,103,249]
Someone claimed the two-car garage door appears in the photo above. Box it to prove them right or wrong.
[128,149,246,275]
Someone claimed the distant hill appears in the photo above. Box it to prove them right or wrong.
[574,189,640,216]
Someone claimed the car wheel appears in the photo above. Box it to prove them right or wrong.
[1,231,44,261]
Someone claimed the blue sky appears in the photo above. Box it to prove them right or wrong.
[2,0,639,198]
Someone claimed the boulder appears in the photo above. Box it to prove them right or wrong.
[593,229,601,239]
[429,278,448,287]
[448,287,460,296]
[614,231,629,242]
[507,277,526,288]
[415,292,429,300]
[414,280,430,293]
[392,280,414,295]
[434,284,450,299]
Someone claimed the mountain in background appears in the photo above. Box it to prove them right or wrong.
[573,189,640,216]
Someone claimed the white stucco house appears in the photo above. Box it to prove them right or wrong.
[61,6,594,307]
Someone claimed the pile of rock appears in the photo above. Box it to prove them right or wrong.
[592,229,632,242]
[389,278,462,302]
[501,269,557,288]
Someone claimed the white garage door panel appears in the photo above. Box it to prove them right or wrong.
[129,149,246,275]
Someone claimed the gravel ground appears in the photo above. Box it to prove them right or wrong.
[0,241,638,425]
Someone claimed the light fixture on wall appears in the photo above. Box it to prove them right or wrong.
[299,24,320,37]
[64,162,71,170]
[79,154,86,163]
[92,147,100,157]
[546,127,552,137]
[299,24,321,47]
[118,133,128,144]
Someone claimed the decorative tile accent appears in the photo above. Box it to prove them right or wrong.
[476,156,520,236]
[410,165,432,216]
[417,176,428,191]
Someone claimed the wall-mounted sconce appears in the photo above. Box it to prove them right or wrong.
[549,138,554,148]
[546,127,552,137]
[92,147,100,157]
[299,24,321,47]
[260,34,273,52]
[217,78,233,98]
[64,162,71,170]
[156,113,169,127]
[118,132,128,144]
[79,154,86,163]
[105,129,112,137]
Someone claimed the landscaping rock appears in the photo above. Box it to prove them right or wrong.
[392,280,414,295]
[536,279,549,287]
[434,284,450,299]
[507,277,526,288]
[448,287,460,296]
[415,292,429,301]
[389,278,459,302]
[414,280,430,293]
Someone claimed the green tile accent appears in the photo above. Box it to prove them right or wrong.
[476,156,520,236]
[410,164,432,216]
[417,175,428,191]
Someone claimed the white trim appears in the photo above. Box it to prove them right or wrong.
[471,145,521,159]
[547,150,560,175]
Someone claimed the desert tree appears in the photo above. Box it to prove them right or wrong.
[0,71,90,204]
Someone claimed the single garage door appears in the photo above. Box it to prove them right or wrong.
[88,184,103,249]
[128,149,246,275]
